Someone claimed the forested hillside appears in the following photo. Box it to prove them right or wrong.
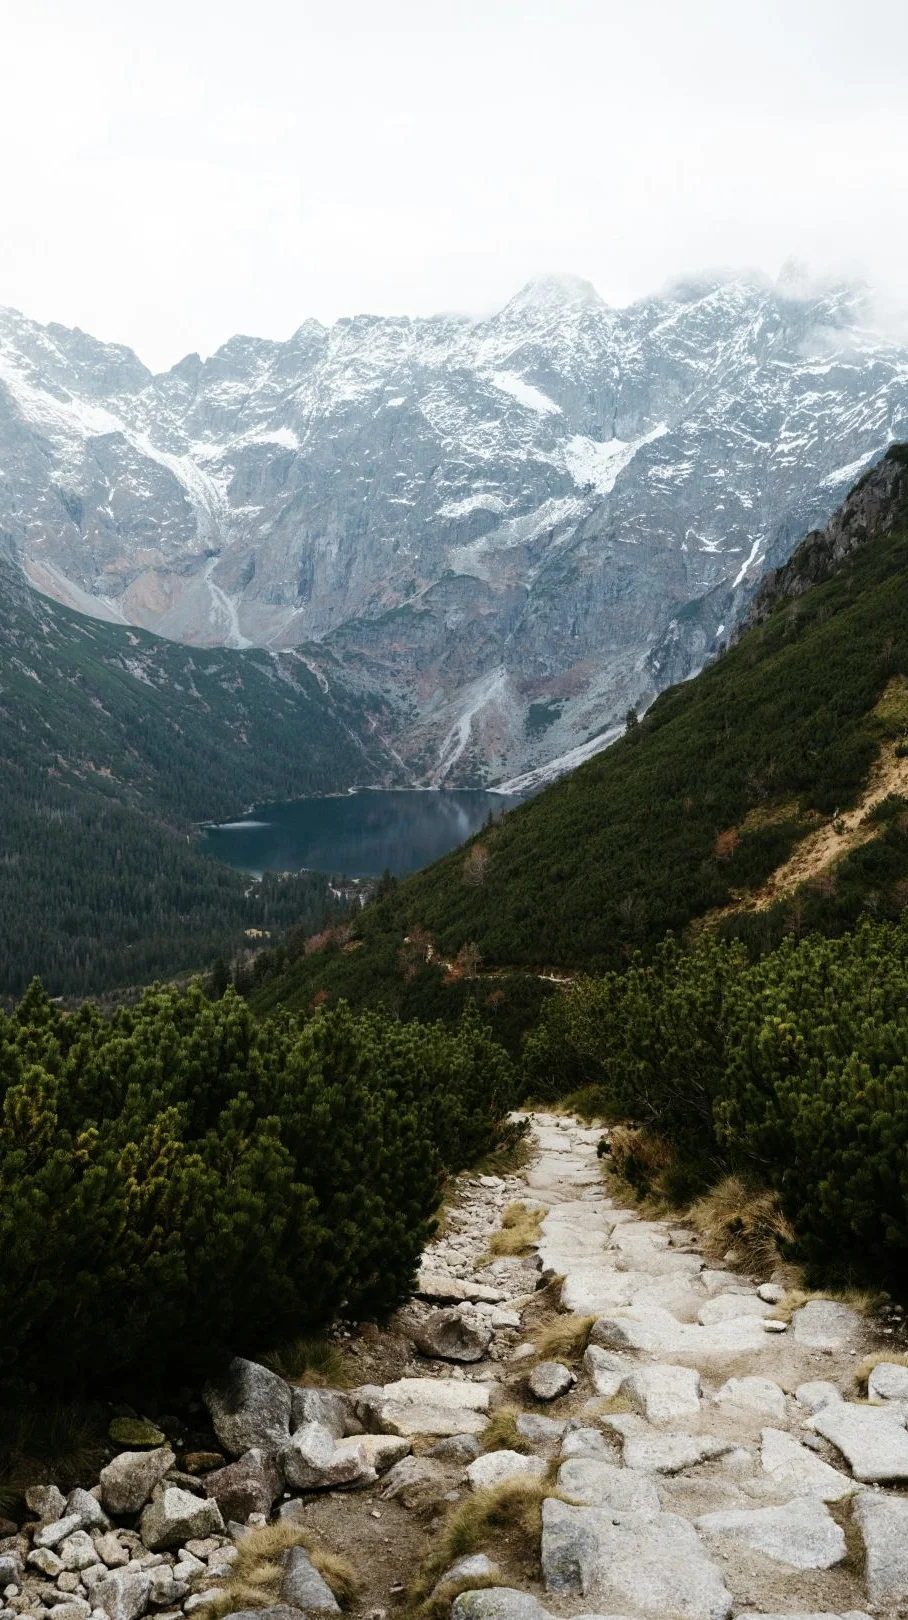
[252,447,908,1023]
[0,563,397,993]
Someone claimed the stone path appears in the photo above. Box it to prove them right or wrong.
[6,1113,908,1620]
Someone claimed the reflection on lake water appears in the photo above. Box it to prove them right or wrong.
[201,789,519,879]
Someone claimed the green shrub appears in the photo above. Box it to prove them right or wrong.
[0,981,515,1395]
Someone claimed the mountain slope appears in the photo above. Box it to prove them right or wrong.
[2,272,907,782]
[251,447,908,1018]
[0,564,398,995]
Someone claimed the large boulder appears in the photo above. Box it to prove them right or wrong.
[99,1446,175,1516]
[280,1422,375,1490]
[410,1310,493,1364]
[204,1449,282,1521]
[281,1546,340,1613]
[203,1358,292,1456]
[139,1486,224,1551]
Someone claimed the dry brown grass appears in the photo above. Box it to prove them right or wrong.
[854,1349,908,1391]
[198,1522,359,1617]
[480,1408,532,1454]
[413,1569,508,1620]
[532,1315,595,1365]
[768,1286,883,1325]
[486,1202,544,1259]
[688,1176,797,1277]
[407,1478,563,1608]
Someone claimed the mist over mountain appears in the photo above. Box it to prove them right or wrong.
[2,269,907,785]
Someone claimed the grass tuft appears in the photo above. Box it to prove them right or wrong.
[480,1408,531,1455]
[688,1175,797,1276]
[486,1202,544,1259]
[407,1478,562,1608]
[768,1286,884,1325]
[854,1350,908,1392]
[259,1335,355,1388]
[532,1315,595,1365]
[198,1522,360,1617]
[413,1569,508,1620]
[0,1401,108,1521]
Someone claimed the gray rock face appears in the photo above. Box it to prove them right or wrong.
[582,1345,627,1398]
[527,1362,574,1402]
[332,1433,410,1473]
[697,1495,846,1570]
[379,1456,449,1510]
[811,1401,908,1483]
[2,279,904,786]
[99,1447,175,1517]
[138,1487,224,1551]
[791,1301,863,1351]
[365,1377,492,1437]
[203,1358,292,1457]
[429,1434,483,1463]
[290,1388,356,1440]
[203,1449,282,1521]
[280,1422,374,1490]
[514,1414,567,1448]
[280,1546,340,1613]
[24,1486,67,1523]
[555,1458,660,1518]
[92,1568,154,1620]
[714,1376,787,1420]
[0,1554,21,1587]
[795,1381,842,1416]
[619,1364,702,1423]
[621,1433,735,1474]
[541,1496,732,1619]
[437,1555,498,1587]
[410,1309,493,1363]
[559,1427,609,1459]
[64,1490,109,1533]
[759,1428,859,1502]
[452,1592,553,1620]
[853,1490,908,1603]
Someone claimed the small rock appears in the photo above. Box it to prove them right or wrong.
[527,1362,573,1402]
[411,1310,493,1364]
[47,1602,91,1620]
[92,1569,153,1620]
[56,1572,81,1594]
[379,1457,448,1511]
[582,1345,626,1398]
[795,1381,842,1415]
[416,1274,505,1305]
[465,1452,547,1491]
[514,1414,566,1448]
[24,1490,66,1526]
[280,1423,374,1491]
[433,1555,497,1591]
[332,1435,410,1474]
[170,1558,204,1583]
[428,1435,481,1463]
[290,1389,356,1441]
[203,1450,281,1522]
[763,1319,788,1333]
[757,1282,785,1304]
[182,1593,225,1615]
[868,1361,908,1403]
[559,1428,608,1459]
[697,1494,846,1569]
[0,1559,22,1590]
[452,1592,550,1620]
[58,1537,97,1574]
[280,1547,339,1614]
[792,1299,863,1351]
[107,1420,166,1451]
[27,1554,63,1580]
[204,1549,237,1580]
[139,1489,224,1553]
[182,1542,223,1560]
[64,1497,108,1537]
[620,1364,701,1423]
[202,1359,292,1458]
[714,1376,787,1421]
[179,1457,224,1478]
[853,1489,908,1603]
[34,1519,82,1552]
[148,1570,188,1607]
[99,1449,175,1518]
[90,1542,127,1575]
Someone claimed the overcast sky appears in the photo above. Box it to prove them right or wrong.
[2,0,907,371]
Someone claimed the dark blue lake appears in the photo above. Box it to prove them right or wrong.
[201,789,517,878]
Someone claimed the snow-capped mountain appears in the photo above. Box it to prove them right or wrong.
[1,269,907,785]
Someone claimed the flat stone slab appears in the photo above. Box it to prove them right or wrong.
[590,1305,773,1357]
[620,1364,702,1423]
[791,1300,863,1351]
[696,1495,846,1569]
[560,1427,611,1459]
[372,1377,492,1436]
[698,1293,773,1326]
[811,1401,908,1482]
[714,1376,787,1421]
[794,1382,842,1416]
[736,1613,871,1619]
[542,1497,732,1620]
[759,1428,859,1502]
[853,1489,908,1603]
[622,1433,735,1474]
[556,1458,660,1517]
[416,1273,505,1305]
[466,1451,547,1491]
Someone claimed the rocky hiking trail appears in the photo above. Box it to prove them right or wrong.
[5,1113,908,1620]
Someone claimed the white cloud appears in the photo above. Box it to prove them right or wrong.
[1,0,907,369]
